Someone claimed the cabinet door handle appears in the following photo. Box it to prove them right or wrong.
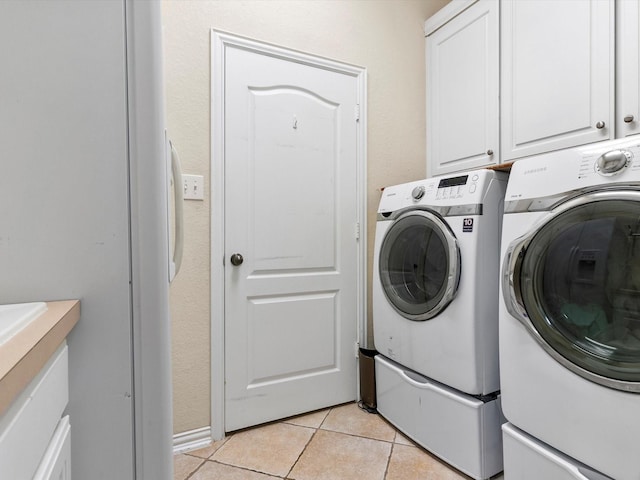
[624,115,635,123]
[487,149,494,156]
[596,121,606,129]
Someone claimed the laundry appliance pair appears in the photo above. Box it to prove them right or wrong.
[373,169,507,480]
[500,137,640,480]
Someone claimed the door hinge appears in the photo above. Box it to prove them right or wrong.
[355,342,360,359]
[354,104,360,122]
[355,222,360,240]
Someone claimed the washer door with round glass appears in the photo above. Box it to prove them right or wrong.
[379,210,460,322]
[505,192,640,391]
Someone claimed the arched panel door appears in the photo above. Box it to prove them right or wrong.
[504,192,640,391]
[379,210,460,321]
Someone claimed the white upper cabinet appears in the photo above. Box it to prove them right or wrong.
[426,0,499,177]
[501,0,614,161]
[616,0,640,138]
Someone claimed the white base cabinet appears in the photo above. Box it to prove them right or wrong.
[0,343,70,479]
[34,416,71,480]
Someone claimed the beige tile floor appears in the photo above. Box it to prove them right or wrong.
[174,402,505,480]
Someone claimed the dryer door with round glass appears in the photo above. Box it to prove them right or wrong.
[505,192,640,391]
[379,210,460,322]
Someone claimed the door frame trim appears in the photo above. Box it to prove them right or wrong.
[210,30,367,439]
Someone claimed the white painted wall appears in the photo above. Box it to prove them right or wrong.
[162,0,449,435]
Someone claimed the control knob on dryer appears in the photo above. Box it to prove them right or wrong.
[412,185,425,200]
[595,149,633,176]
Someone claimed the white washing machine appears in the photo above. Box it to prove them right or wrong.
[373,169,507,480]
[500,137,640,480]
[374,169,507,395]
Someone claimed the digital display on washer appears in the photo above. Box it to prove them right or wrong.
[438,175,468,188]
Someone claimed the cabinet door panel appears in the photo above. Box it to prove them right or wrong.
[617,0,640,138]
[501,0,613,161]
[427,0,498,176]
[33,416,71,480]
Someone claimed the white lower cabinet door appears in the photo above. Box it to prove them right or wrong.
[0,344,68,480]
[33,416,71,480]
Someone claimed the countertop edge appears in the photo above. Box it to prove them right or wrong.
[0,300,80,417]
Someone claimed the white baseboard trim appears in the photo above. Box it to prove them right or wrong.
[172,426,213,455]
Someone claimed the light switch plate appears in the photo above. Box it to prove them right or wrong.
[183,174,204,200]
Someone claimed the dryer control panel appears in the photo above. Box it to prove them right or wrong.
[580,146,640,180]
[506,137,640,204]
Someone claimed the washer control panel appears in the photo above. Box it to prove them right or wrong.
[432,173,483,200]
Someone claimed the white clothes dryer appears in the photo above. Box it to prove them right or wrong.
[373,169,507,395]
[500,137,640,480]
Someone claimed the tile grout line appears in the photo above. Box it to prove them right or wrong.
[207,458,289,479]
[283,425,319,479]
[182,456,207,480]
[284,407,332,479]
[179,433,231,479]
[320,402,399,445]
[382,442,396,480]
[319,428,397,444]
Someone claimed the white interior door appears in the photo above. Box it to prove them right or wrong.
[215,33,364,432]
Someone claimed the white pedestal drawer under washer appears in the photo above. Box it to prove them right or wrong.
[373,169,507,395]
[499,137,640,480]
[502,423,613,480]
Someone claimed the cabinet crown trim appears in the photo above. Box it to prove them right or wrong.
[425,0,478,36]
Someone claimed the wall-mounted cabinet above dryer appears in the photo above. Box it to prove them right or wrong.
[501,0,614,161]
[425,0,499,177]
[617,0,640,139]
[427,0,640,175]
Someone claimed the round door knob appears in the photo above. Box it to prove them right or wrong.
[624,115,635,123]
[596,121,606,129]
[230,253,244,266]
[487,149,494,156]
